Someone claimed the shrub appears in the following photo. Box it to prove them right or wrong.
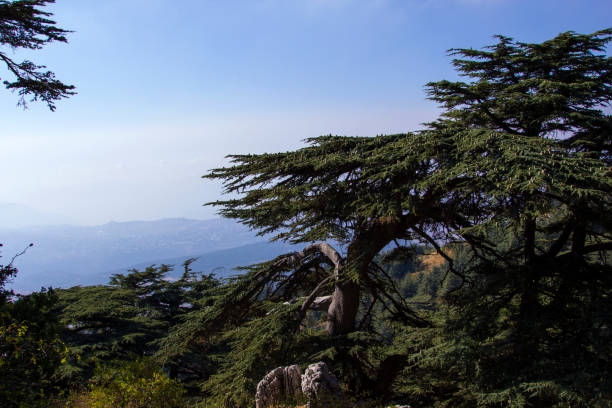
[65,358,185,408]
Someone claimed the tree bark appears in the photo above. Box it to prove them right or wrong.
[326,216,412,336]
[280,217,414,336]
[327,281,361,336]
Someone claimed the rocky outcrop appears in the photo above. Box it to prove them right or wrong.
[255,361,355,407]
[301,362,342,407]
[255,364,303,408]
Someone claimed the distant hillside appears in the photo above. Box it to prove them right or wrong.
[108,240,296,281]
[0,218,289,292]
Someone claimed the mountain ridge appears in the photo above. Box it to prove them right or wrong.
[0,217,290,292]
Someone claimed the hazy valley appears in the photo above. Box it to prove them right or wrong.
[1,217,294,292]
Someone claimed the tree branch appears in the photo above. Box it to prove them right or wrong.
[356,293,377,331]
[582,242,612,254]
[413,225,469,284]
[300,276,333,313]
[273,243,342,273]
[547,218,575,257]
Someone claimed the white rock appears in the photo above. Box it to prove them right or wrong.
[301,361,342,407]
[255,365,303,408]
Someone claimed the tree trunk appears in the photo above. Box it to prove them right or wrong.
[291,218,412,336]
[327,281,360,336]
[326,217,412,336]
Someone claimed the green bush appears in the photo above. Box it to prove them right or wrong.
[0,320,68,408]
[67,358,185,408]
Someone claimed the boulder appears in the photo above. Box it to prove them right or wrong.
[255,364,303,408]
[301,361,342,407]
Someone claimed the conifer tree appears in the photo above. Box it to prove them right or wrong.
[55,262,219,381]
[1,246,68,407]
[0,0,75,109]
[204,134,448,337]
[393,29,612,406]
[192,29,611,406]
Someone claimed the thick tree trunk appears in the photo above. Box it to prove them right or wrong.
[326,281,360,336]
[283,243,357,336]
[289,217,412,336]
[326,217,410,336]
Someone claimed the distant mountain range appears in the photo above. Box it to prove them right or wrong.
[107,241,295,280]
[0,218,295,293]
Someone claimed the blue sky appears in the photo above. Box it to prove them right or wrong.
[1,0,610,225]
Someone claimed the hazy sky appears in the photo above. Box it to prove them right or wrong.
[1,0,610,225]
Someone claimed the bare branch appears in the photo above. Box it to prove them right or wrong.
[8,243,34,268]
[308,295,332,311]
[275,243,343,272]
[300,276,333,313]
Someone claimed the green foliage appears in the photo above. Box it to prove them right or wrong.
[0,0,75,109]
[199,28,612,407]
[65,358,186,408]
[0,320,69,407]
[426,29,612,157]
[1,247,69,407]
[411,29,612,407]
[205,134,421,244]
[0,251,17,302]
[200,302,304,407]
[381,30,612,408]
[55,262,219,381]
